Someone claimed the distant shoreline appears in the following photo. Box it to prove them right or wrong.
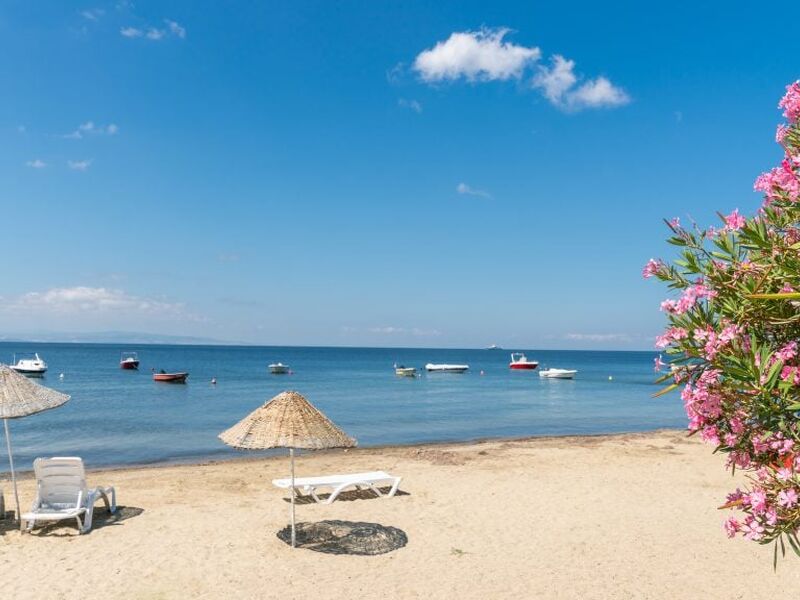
[0,338,659,353]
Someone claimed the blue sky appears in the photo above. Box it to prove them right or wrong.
[0,1,797,349]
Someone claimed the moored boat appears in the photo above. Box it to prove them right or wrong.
[269,363,289,374]
[120,351,140,370]
[425,363,469,373]
[9,353,48,376]
[509,353,539,370]
[539,368,577,379]
[395,365,417,377]
[153,371,189,383]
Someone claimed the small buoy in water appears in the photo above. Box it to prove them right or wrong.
[211,377,217,385]
[480,370,485,376]
[59,373,64,379]
[608,376,613,381]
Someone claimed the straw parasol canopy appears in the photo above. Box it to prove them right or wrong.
[0,365,71,524]
[219,390,356,450]
[0,365,70,419]
[219,391,356,548]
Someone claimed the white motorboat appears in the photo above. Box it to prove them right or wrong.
[269,363,289,374]
[10,353,48,376]
[395,366,417,377]
[425,363,469,373]
[539,368,577,379]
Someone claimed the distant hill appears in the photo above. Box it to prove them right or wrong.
[0,331,245,346]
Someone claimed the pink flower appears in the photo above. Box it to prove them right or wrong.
[754,159,800,204]
[746,489,768,514]
[724,517,740,538]
[776,341,798,362]
[653,355,666,372]
[723,209,746,232]
[668,217,681,228]
[779,80,800,123]
[776,468,793,481]
[741,517,765,541]
[642,258,663,279]
[778,488,799,508]
[777,123,790,144]
[655,326,688,349]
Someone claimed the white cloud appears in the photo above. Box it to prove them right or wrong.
[5,286,198,320]
[532,55,576,104]
[166,20,186,39]
[413,28,540,82]
[68,159,93,171]
[410,29,629,113]
[456,182,491,199]
[533,55,629,111]
[25,159,46,169]
[120,26,142,38]
[146,27,165,40]
[122,19,186,41]
[368,326,442,337]
[62,121,119,139]
[565,333,632,342]
[567,77,630,109]
[80,8,104,21]
[398,98,423,113]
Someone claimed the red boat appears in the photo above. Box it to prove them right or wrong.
[153,371,189,383]
[509,353,539,370]
[120,352,140,370]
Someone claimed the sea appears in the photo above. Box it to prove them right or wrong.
[0,343,686,473]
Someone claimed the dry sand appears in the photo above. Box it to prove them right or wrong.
[1,429,799,599]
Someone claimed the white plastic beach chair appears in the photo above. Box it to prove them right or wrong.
[272,470,402,504]
[21,457,116,534]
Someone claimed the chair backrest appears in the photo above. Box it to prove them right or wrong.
[33,457,88,508]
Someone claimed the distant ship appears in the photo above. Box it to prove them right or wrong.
[486,344,502,350]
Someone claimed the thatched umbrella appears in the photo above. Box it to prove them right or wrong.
[0,365,70,524]
[219,390,356,547]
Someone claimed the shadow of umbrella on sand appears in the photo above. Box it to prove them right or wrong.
[0,365,70,527]
[218,390,356,547]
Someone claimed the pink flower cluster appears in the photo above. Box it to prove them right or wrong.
[660,283,717,315]
[723,209,746,232]
[641,258,663,279]
[680,368,722,431]
[779,81,800,123]
[655,326,688,349]
[754,159,800,204]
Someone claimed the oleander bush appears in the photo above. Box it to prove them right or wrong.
[645,81,800,562]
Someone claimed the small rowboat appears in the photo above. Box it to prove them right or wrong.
[120,352,139,370]
[425,363,469,373]
[153,372,189,383]
[509,353,539,370]
[395,366,417,377]
[269,363,289,374]
[539,368,577,379]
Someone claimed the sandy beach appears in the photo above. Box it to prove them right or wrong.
[1,429,798,599]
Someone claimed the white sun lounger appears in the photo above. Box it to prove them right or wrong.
[272,470,402,504]
[21,457,116,534]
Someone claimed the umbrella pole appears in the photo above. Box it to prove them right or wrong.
[290,448,296,548]
[3,418,21,527]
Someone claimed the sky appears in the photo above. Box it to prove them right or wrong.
[0,1,798,349]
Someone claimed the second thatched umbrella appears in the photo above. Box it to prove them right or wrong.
[218,390,356,547]
[0,365,71,524]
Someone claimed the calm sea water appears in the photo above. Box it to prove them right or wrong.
[0,343,685,472]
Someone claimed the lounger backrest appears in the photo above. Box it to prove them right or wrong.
[33,457,88,507]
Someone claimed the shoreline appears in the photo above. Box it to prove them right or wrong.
[0,427,686,479]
